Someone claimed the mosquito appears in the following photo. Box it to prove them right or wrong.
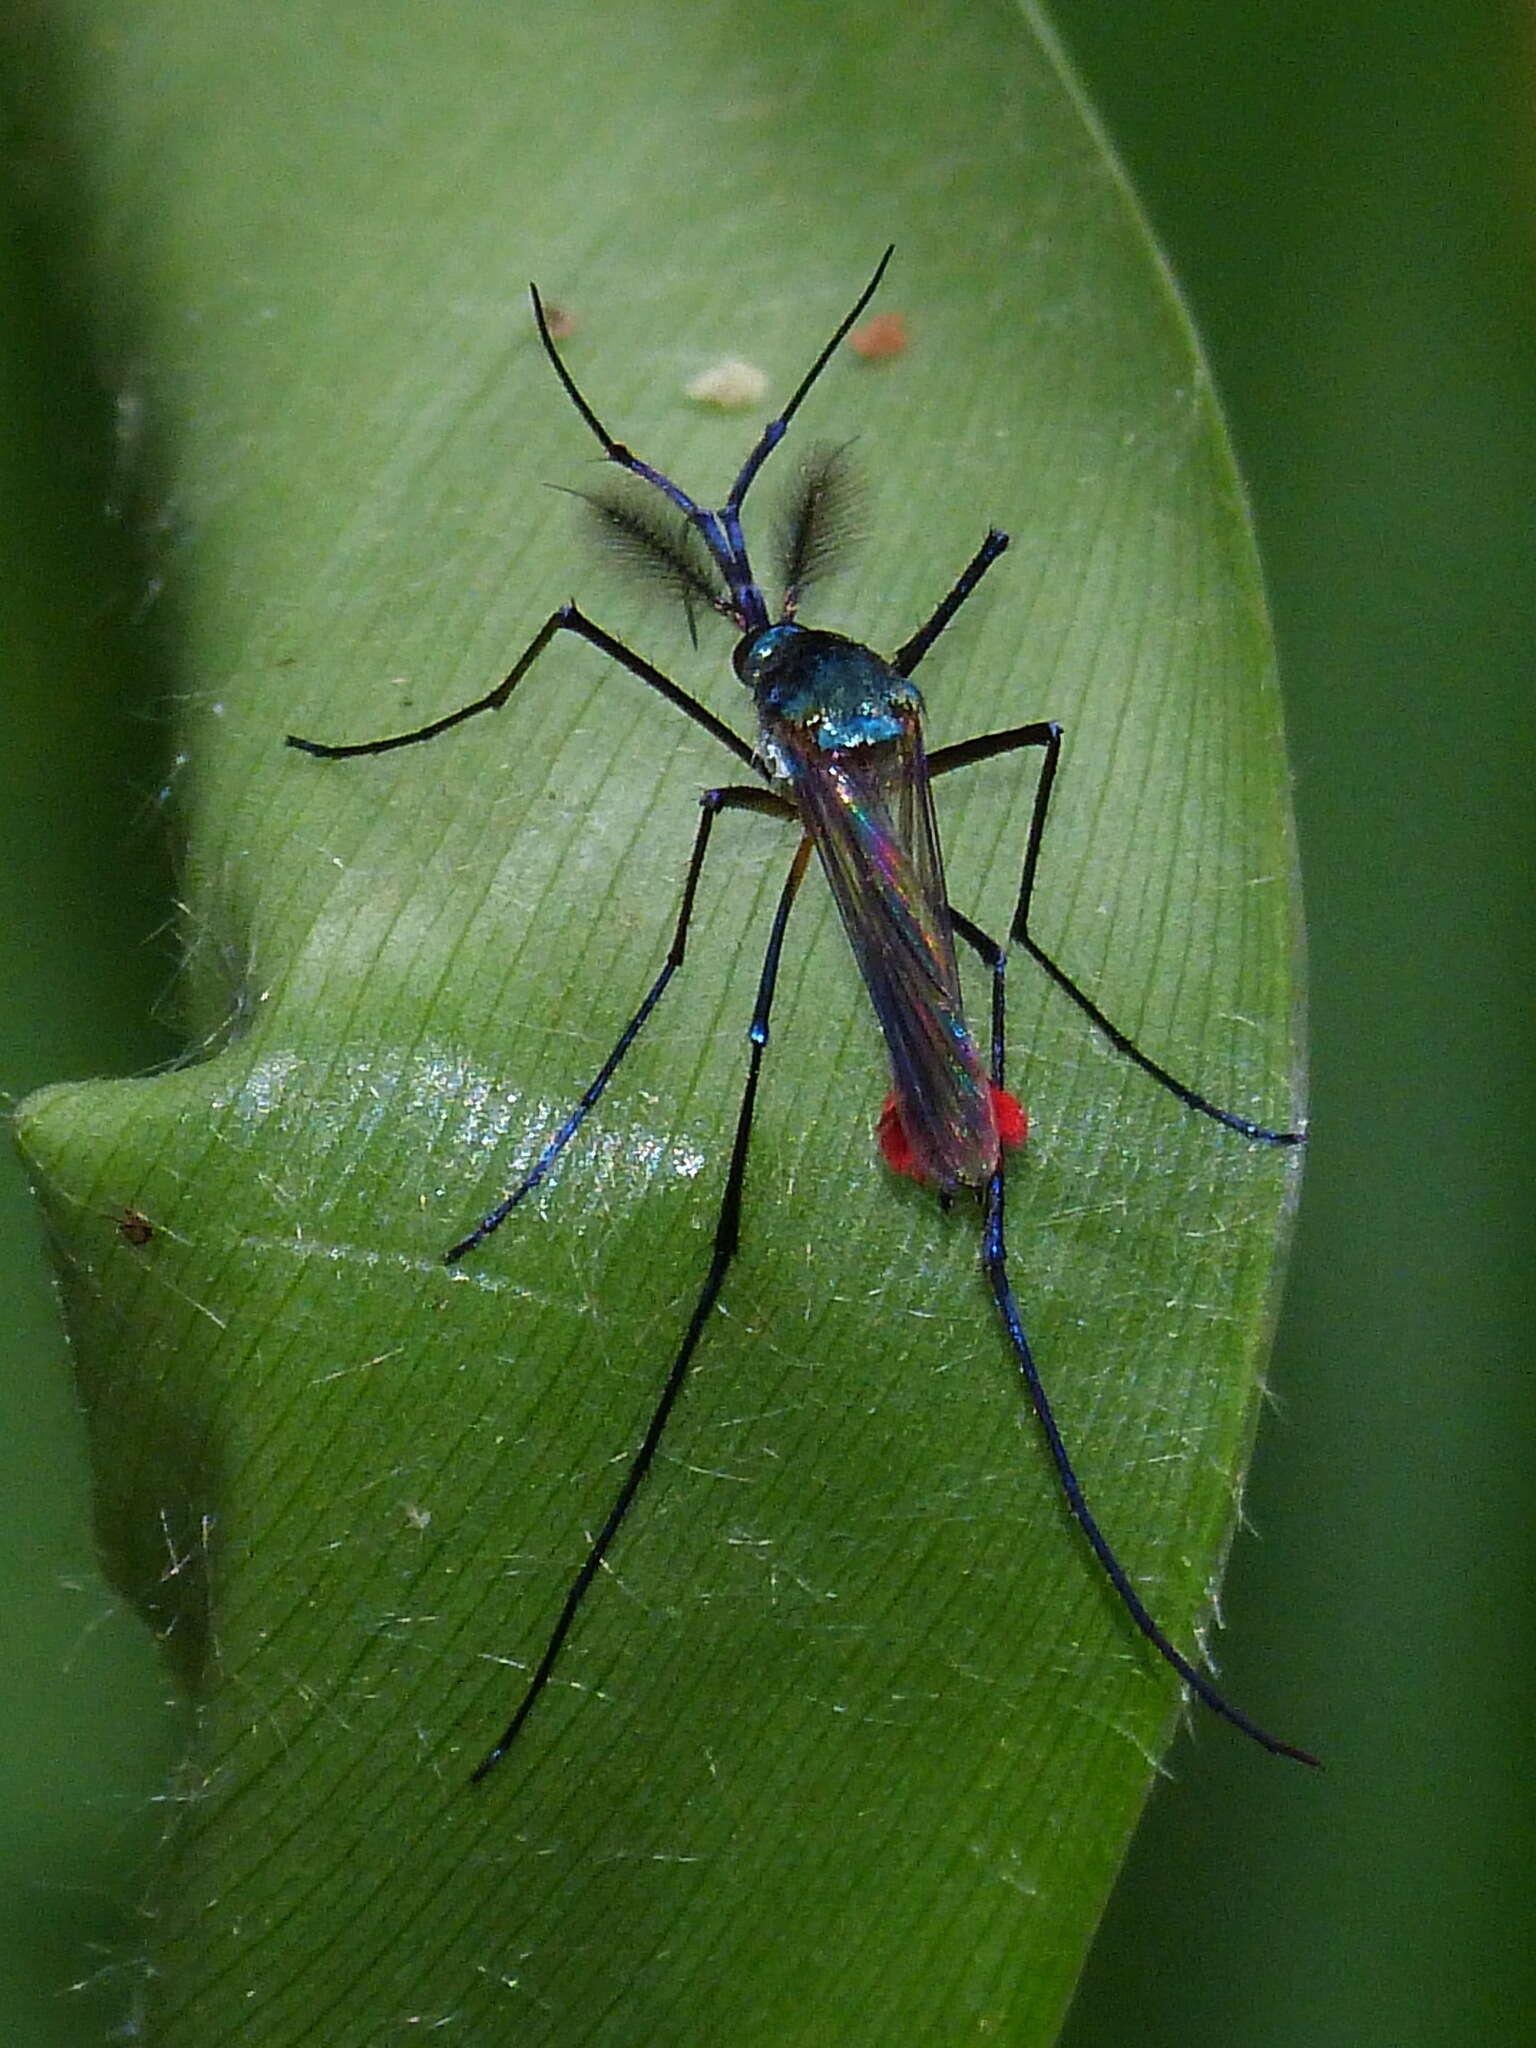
[287,250,1315,1782]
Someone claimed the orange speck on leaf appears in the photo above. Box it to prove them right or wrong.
[848,311,909,361]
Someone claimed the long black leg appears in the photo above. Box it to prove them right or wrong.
[445,783,794,1265]
[286,602,757,772]
[944,905,1318,1766]
[472,835,814,1783]
[891,530,1010,678]
[933,720,1304,1146]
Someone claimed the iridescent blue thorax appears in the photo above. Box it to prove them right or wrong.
[735,623,922,774]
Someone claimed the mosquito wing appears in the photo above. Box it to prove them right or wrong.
[775,709,1000,1190]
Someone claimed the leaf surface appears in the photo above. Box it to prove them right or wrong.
[15,2,1305,2040]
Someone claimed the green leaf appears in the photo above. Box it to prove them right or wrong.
[15,1,1305,2040]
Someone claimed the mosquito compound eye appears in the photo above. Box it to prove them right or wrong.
[733,624,798,690]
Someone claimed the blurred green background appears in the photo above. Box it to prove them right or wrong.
[2,3,1530,2044]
